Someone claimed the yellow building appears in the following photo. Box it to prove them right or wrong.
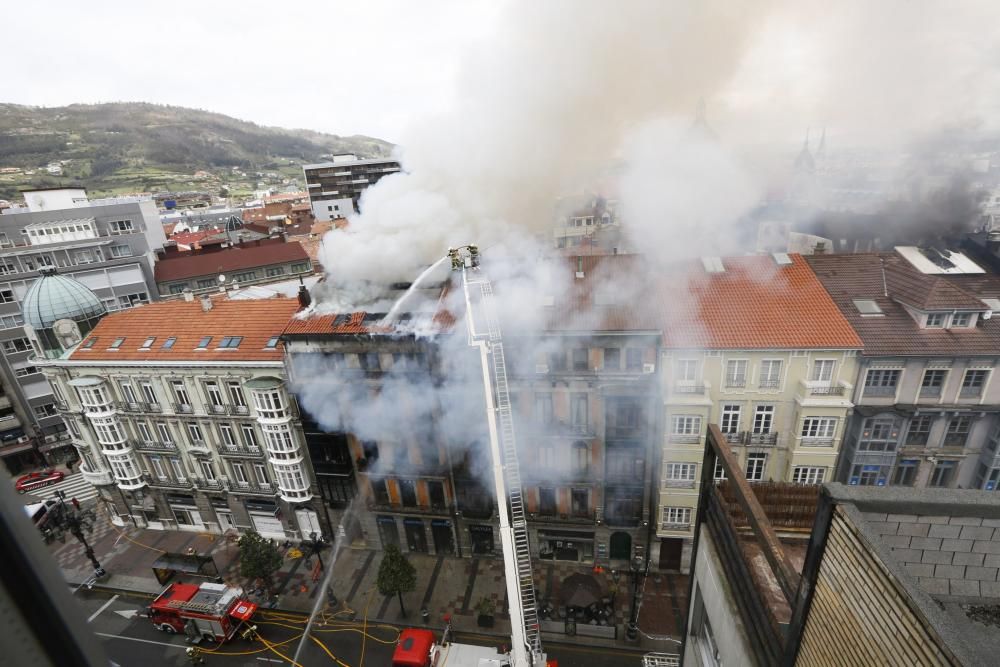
[653,254,862,572]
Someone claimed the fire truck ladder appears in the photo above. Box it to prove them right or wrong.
[459,259,544,667]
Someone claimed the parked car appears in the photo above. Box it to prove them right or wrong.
[23,499,58,529]
[15,469,64,494]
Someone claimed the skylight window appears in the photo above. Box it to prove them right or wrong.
[108,337,125,350]
[196,336,212,350]
[162,337,176,349]
[141,336,156,349]
[218,336,243,349]
[81,337,97,349]
[265,336,279,349]
[853,299,883,315]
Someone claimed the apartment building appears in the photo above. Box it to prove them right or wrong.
[37,295,322,539]
[656,253,862,573]
[807,247,1000,491]
[281,256,660,568]
[508,255,660,567]
[154,237,313,296]
[303,154,401,220]
[0,188,166,472]
[682,426,1000,666]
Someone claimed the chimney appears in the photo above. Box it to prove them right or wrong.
[297,280,312,309]
[182,289,195,302]
[201,296,213,312]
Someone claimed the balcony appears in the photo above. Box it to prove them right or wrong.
[943,434,970,448]
[143,474,193,490]
[224,479,274,495]
[80,465,114,486]
[131,439,178,453]
[674,383,706,394]
[219,444,265,459]
[54,399,70,412]
[228,405,251,417]
[193,477,224,491]
[960,386,983,399]
[668,434,701,445]
[117,476,147,491]
[919,386,942,399]
[797,380,853,407]
[746,432,778,447]
[206,404,228,416]
[188,440,210,453]
[757,379,781,390]
[173,403,194,414]
[116,401,147,414]
[723,431,744,445]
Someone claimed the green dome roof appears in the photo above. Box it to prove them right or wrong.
[22,271,106,329]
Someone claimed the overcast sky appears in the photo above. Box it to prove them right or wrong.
[5,1,1000,147]
[6,0,502,142]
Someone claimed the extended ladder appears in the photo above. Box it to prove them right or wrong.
[461,266,544,667]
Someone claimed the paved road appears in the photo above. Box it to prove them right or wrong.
[73,589,650,666]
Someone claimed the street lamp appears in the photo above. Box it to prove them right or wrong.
[302,531,326,572]
[43,489,107,579]
[626,554,647,640]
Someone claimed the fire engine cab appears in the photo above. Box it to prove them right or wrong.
[147,581,257,643]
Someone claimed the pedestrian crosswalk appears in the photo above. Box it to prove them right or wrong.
[35,472,100,504]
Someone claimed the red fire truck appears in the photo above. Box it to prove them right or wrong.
[391,628,558,667]
[147,581,257,643]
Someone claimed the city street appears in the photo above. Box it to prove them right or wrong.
[73,589,646,666]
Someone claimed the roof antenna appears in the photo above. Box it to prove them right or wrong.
[879,257,888,297]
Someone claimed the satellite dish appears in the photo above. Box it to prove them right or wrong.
[218,274,226,283]
[52,319,82,348]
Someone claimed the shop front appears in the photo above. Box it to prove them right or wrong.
[167,494,204,532]
[245,499,285,539]
[537,529,595,563]
[469,523,495,555]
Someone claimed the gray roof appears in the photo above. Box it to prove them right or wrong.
[826,484,1000,666]
[22,271,106,329]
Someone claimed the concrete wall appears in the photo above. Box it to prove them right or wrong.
[683,525,757,667]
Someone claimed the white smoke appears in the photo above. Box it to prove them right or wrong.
[317,0,1000,295]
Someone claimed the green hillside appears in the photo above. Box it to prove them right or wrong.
[0,102,393,200]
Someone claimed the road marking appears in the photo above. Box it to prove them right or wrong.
[87,594,119,623]
[113,609,140,619]
[94,632,185,650]
[256,658,284,663]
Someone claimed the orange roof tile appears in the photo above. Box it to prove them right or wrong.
[71,298,301,362]
[659,254,862,349]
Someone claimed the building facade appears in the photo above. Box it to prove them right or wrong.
[303,154,400,220]
[808,247,1000,492]
[282,256,662,569]
[38,297,323,539]
[0,188,166,473]
[656,254,862,573]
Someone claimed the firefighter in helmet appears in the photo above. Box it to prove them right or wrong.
[185,647,206,664]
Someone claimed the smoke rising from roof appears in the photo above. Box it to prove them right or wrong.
[314,0,1000,300]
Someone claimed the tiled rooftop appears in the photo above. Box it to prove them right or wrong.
[154,238,310,283]
[865,512,1000,599]
[658,253,862,349]
[70,298,301,362]
[807,252,1000,356]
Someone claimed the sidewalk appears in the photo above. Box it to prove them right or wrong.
[55,510,686,651]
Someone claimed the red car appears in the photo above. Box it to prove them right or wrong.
[15,469,65,494]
